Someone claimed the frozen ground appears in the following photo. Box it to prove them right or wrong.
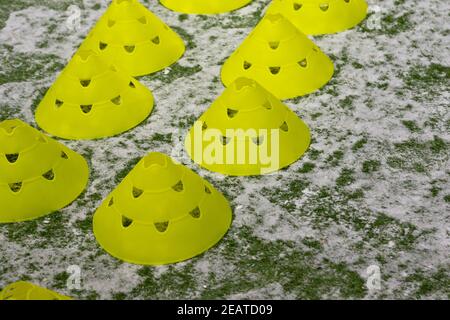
[0,0,449,299]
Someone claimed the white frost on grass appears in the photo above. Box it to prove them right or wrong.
[0,0,449,299]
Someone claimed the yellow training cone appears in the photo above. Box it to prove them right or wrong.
[0,120,88,223]
[185,77,311,176]
[267,0,368,35]
[159,0,253,14]
[221,14,334,99]
[93,152,232,265]
[79,0,185,76]
[0,119,89,223]
[35,50,154,140]
[0,282,71,300]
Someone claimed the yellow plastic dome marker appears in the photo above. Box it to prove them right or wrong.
[79,0,185,76]
[93,152,232,265]
[0,119,89,223]
[267,0,368,35]
[35,50,154,140]
[0,282,71,300]
[185,77,311,176]
[159,0,253,14]
[221,13,334,99]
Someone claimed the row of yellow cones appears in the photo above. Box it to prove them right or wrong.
[35,0,368,139]
[163,0,367,35]
[1,0,368,299]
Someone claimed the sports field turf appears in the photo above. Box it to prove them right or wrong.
[0,0,448,299]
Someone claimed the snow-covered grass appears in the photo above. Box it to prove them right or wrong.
[0,0,448,299]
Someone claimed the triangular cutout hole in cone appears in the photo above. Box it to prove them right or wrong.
[111,95,122,105]
[269,67,281,75]
[122,216,133,228]
[108,197,114,207]
[262,101,272,110]
[138,16,147,24]
[151,36,160,45]
[189,207,201,219]
[124,45,136,53]
[320,3,329,11]
[202,122,208,130]
[293,2,303,10]
[252,136,265,146]
[172,180,184,192]
[132,187,143,198]
[227,108,239,118]
[60,151,69,159]
[298,58,308,68]
[80,105,93,114]
[107,19,116,27]
[154,221,169,233]
[9,182,22,193]
[80,79,91,87]
[269,41,280,50]
[55,99,64,108]
[42,169,55,181]
[205,185,212,194]
[99,42,108,50]
[129,81,136,89]
[5,153,19,163]
[221,136,231,145]
[243,61,252,70]
[280,121,289,132]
